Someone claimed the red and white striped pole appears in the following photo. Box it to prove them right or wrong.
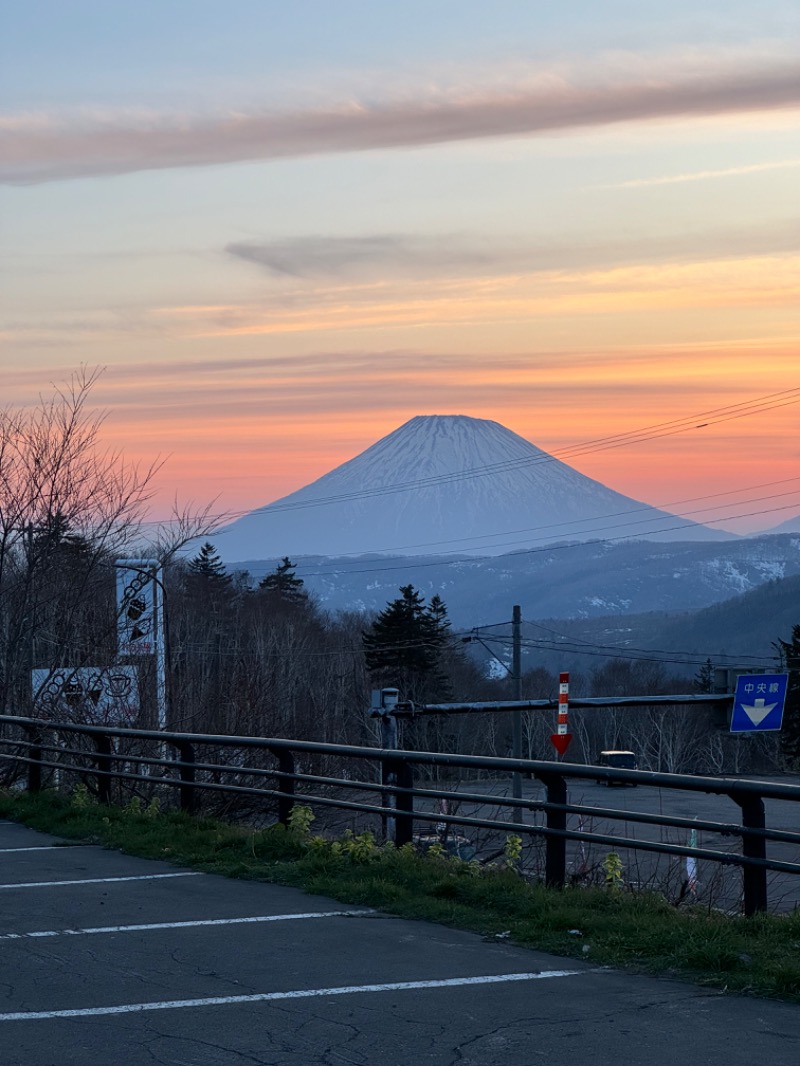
[550,671,573,755]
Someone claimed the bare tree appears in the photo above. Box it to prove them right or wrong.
[0,369,217,718]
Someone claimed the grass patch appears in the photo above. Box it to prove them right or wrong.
[2,789,799,1002]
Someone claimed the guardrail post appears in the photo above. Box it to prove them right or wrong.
[393,759,415,847]
[378,695,401,842]
[22,725,43,793]
[273,749,295,826]
[92,733,113,805]
[381,753,398,843]
[538,771,567,889]
[731,790,768,915]
[172,741,196,813]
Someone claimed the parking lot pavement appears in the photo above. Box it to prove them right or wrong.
[1,818,799,1066]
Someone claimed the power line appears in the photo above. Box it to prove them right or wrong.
[150,385,800,533]
[479,633,780,670]
[294,495,800,579]
[471,614,783,669]
[235,386,800,517]
[291,475,800,557]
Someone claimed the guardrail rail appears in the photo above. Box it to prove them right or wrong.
[2,714,799,916]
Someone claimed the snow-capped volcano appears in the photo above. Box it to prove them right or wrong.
[214,415,732,561]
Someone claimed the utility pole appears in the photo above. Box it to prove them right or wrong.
[26,523,35,698]
[512,604,522,799]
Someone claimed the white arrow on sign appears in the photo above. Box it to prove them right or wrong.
[739,698,779,726]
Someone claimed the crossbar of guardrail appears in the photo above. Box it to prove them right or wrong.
[2,713,799,915]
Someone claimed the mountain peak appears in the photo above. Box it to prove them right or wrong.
[329,414,550,489]
[214,414,732,561]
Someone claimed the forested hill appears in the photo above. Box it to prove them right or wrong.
[526,574,800,676]
[237,533,800,630]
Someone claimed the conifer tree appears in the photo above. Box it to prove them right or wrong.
[188,542,231,586]
[776,625,800,763]
[694,658,715,694]
[425,593,453,700]
[362,584,453,702]
[186,543,234,614]
[259,557,307,605]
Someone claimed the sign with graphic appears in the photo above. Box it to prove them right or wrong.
[730,673,789,733]
[116,560,159,655]
[32,666,139,724]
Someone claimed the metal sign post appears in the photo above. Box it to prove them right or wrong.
[116,560,167,731]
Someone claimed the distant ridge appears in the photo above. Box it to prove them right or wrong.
[752,514,800,536]
[214,414,733,562]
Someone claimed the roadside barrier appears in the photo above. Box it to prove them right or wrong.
[2,713,799,916]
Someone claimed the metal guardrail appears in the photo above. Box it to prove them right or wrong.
[388,693,734,715]
[1,714,799,916]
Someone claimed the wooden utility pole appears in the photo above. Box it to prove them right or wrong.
[512,604,522,799]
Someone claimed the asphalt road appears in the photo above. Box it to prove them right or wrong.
[568,775,800,910]
[435,773,800,913]
[1,819,799,1065]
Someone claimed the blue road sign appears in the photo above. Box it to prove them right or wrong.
[730,673,789,733]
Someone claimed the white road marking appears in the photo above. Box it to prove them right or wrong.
[0,872,201,890]
[0,909,376,940]
[0,845,97,854]
[0,971,585,1021]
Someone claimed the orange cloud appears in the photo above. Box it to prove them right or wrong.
[150,253,800,340]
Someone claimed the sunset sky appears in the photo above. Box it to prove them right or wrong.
[2,2,799,543]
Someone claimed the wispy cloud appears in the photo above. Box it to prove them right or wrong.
[226,235,498,278]
[227,222,800,281]
[608,158,800,188]
[158,252,800,337]
[3,236,797,348]
[2,60,798,185]
[6,338,799,521]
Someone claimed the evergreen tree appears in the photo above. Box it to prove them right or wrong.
[186,542,234,613]
[426,594,450,640]
[258,557,307,605]
[425,593,453,700]
[362,584,452,702]
[694,658,715,694]
[188,542,231,586]
[776,625,800,763]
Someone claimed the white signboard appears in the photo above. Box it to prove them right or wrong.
[32,667,140,724]
[116,560,159,656]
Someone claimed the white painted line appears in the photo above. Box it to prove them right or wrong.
[0,971,584,1021]
[0,872,201,890]
[0,845,97,854]
[0,909,376,940]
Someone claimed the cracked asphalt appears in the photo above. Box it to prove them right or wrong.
[1,819,798,1065]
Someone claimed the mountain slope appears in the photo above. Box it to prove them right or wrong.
[755,515,800,536]
[233,531,800,628]
[215,415,731,561]
[528,571,800,675]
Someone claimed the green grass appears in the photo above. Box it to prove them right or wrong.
[3,788,800,1002]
